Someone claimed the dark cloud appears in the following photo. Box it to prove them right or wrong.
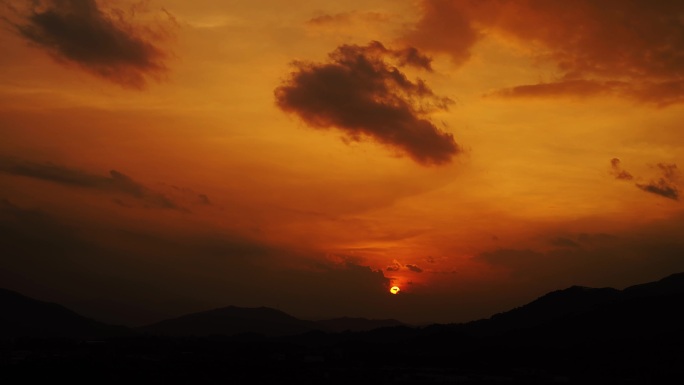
[306,11,389,27]
[390,46,434,71]
[386,261,401,272]
[275,41,460,166]
[307,12,353,26]
[610,158,634,181]
[493,79,628,99]
[636,164,680,201]
[8,0,174,88]
[162,184,213,207]
[405,0,479,66]
[409,0,684,105]
[637,181,679,201]
[0,157,179,209]
[475,214,684,293]
[550,237,580,249]
[577,233,618,245]
[405,264,423,273]
[198,194,211,205]
[386,260,423,273]
[656,163,679,182]
[550,233,619,249]
[611,159,680,201]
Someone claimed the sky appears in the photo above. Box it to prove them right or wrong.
[1,0,683,326]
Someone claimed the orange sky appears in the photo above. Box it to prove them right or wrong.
[1,0,683,326]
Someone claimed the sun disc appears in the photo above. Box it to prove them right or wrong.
[390,286,400,294]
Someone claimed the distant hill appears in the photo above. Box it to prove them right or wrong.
[0,287,409,339]
[463,285,622,335]
[460,272,684,338]
[315,317,405,333]
[623,271,684,297]
[141,272,684,339]
[139,306,410,337]
[0,288,130,339]
[2,273,684,384]
[4,272,684,340]
[139,306,322,337]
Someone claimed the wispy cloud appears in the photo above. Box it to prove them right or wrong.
[610,159,679,201]
[0,157,180,209]
[610,158,634,181]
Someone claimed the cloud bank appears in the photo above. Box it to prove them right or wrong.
[408,0,684,105]
[0,198,393,325]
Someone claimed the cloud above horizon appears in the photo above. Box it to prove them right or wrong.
[475,220,684,292]
[7,0,174,88]
[0,157,181,209]
[405,264,423,273]
[610,158,634,181]
[306,11,390,28]
[386,260,424,273]
[636,163,680,201]
[408,0,684,105]
[275,41,460,166]
[610,158,680,201]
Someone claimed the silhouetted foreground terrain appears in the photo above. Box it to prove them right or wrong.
[2,273,684,384]
[140,306,406,336]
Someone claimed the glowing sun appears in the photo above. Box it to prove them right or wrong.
[390,286,400,294]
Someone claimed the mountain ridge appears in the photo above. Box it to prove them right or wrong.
[0,288,130,339]
[458,272,684,337]
[2,271,683,339]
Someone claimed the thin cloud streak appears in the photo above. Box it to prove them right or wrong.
[0,157,180,209]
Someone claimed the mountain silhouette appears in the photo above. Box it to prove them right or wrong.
[463,286,622,336]
[0,288,130,339]
[140,307,408,337]
[139,306,321,337]
[2,273,684,384]
[314,317,405,333]
[3,272,684,341]
[460,272,684,338]
[623,271,684,297]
